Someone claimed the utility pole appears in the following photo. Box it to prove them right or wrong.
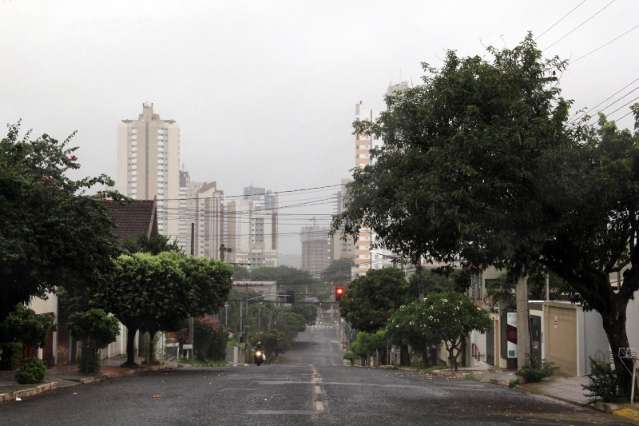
[516,275,531,369]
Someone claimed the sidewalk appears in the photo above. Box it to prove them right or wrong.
[0,357,178,404]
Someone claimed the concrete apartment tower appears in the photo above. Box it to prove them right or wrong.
[117,102,181,239]
[184,181,224,259]
[301,222,331,279]
[352,101,373,278]
[224,186,279,268]
[331,178,355,262]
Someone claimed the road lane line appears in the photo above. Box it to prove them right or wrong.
[310,364,326,415]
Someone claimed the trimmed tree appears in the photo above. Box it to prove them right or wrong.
[100,252,232,367]
[69,308,119,374]
[386,302,440,366]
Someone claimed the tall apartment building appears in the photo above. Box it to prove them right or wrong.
[301,224,331,279]
[352,101,374,278]
[182,181,225,260]
[224,186,279,268]
[177,170,191,253]
[331,178,355,262]
[117,103,180,239]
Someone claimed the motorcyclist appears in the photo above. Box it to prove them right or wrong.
[254,341,266,365]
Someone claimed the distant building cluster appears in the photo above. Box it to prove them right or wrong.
[117,103,279,267]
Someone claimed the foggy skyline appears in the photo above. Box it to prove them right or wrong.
[2,0,638,255]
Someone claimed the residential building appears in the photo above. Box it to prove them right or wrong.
[117,102,181,240]
[177,169,191,253]
[330,178,355,262]
[224,186,279,268]
[352,101,374,278]
[300,223,331,279]
[183,181,224,260]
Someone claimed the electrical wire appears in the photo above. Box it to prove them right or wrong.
[544,0,618,50]
[572,75,639,122]
[572,24,639,63]
[536,0,588,40]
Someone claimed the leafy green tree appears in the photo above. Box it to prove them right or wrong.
[0,124,118,323]
[386,302,440,366]
[350,330,387,365]
[340,268,408,332]
[0,305,55,369]
[333,34,639,391]
[100,252,232,367]
[69,308,119,374]
[121,234,182,255]
[407,268,470,299]
[425,292,490,370]
[291,303,317,325]
[321,259,353,284]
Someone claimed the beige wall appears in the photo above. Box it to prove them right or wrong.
[544,303,577,376]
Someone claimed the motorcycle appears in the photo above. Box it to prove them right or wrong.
[254,349,266,366]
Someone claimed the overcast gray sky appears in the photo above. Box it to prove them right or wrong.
[2,0,638,256]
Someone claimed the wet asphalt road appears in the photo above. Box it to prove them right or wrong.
[1,321,631,425]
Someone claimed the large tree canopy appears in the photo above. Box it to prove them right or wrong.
[333,34,639,392]
[0,124,118,322]
[340,268,408,332]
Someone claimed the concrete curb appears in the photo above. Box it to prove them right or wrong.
[0,381,58,403]
[0,364,176,405]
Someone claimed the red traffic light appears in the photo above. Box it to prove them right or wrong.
[335,287,345,301]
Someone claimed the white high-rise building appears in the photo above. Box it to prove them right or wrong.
[224,186,279,268]
[117,102,181,239]
[184,181,224,259]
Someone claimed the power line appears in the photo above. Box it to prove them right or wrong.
[536,0,588,40]
[572,74,639,122]
[596,94,639,120]
[544,0,618,50]
[572,24,639,63]
[157,183,345,202]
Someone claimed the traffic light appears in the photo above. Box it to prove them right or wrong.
[335,286,345,302]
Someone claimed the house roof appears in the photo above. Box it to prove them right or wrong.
[102,200,158,243]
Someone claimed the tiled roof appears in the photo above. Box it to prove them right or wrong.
[102,200,158,243]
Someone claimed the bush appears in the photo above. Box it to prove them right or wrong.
[516,360,557,383]
[0,342,23,370]
[194,318,228,361]
[343,351,355,365]
[583,358,622,402]
[15,358,46,384]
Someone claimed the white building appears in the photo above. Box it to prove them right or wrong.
[117,102,181,240]
[224,186,279,268]
[183,181,225,259]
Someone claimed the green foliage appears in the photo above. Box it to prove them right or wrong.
[69,309,119,349]
[247,266,326,299]
[386,300,440,364]
[516,359,557,383]
[425,292,490,370]
[321,259,354,284]
[1,304,55,348]
[0,124,119,322]
[407,268,469,299]
[583,358,623,402]
[69,308,120,374]
[351,330,387,361]
[340,268,408,332]
[0,342,23,370]
[291,304,317,325]
[98,252,232,366]
[15,358,46,384]
[343,350,355,365]
[194,317,228,361]
[121,234,182,255]
[333,33,639,390]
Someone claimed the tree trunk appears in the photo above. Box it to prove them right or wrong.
[602,296,633,397]
[516,275,531,369]
[399,344,410,366]
[122,325,138,368]
[146,330,158,365]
